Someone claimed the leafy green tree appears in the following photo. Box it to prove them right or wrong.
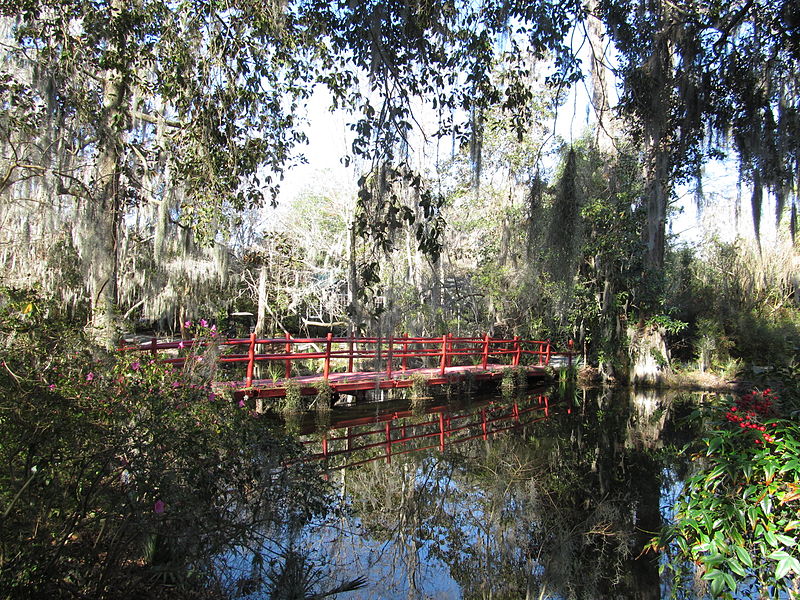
[601,0,800,263]
[1,0,315,344]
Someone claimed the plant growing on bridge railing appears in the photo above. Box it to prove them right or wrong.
[281,380,304,414]
[653,390,800,597]
[410,373,430,400]
[501,368,516,398]
[513,365,528,391]
[313,380,333,412]
[410,374,431,418]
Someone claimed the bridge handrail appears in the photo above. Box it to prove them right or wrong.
[120,333,574,386]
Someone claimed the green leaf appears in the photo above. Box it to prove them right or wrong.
[722,571,737,593]
[784,520,800,532]
[763,461,777,482]
[764,528,779,548]
[704,569,725,597]
[707,435,723,455]
[774,555,800,580]
[768,550,792,561]
[733,544,753,568]
[747,506,760,529]
[760,496,773,516]
[703,553,726,567]
[726,557,747,577]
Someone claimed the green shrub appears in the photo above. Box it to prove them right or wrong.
[501,368,515,398]
[0,289,327,599]
[654,390,800,597]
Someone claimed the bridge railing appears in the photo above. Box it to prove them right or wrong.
[120,333,574,387]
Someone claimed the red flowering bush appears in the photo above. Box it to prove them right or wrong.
[725,388,780,445]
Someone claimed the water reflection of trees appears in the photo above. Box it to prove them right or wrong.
[336,387,674,599]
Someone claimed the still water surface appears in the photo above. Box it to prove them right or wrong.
[260,386,726,599]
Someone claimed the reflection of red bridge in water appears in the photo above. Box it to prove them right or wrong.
[296,392,568,471]
[121,333,573,400]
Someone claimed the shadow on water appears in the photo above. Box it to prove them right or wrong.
[245,386,735,599]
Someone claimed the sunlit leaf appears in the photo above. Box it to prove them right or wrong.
[733,544,753,568]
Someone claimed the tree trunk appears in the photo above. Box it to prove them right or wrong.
[255,262,268,337]
[429,256,443,332]
[347,223,362,336]
[586,0,614,153]
[87,5,127,349]
[632,9,673,383]
[627,324,670,386]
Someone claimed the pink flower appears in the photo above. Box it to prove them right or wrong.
[200,319,208,328]
[184,320,192,329]
[130,361,140,371]
[238,399,245,407]
[86,372,95,381]
[154,500,166,514]
[49,384,56,391]
[178,340,186,349]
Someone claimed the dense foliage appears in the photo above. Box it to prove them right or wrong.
[657,390,800,597]
[2,0,798,355]
[0,289,328,598]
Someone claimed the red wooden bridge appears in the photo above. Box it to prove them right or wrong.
[121,333,573,401]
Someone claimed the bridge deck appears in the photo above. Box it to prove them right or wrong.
[230,363,549,399]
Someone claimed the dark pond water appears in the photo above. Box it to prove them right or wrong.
[241,385,735,599]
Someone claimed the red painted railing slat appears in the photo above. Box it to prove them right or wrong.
[122,333,565,382]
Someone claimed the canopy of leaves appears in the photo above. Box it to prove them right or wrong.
[602,0,800,238]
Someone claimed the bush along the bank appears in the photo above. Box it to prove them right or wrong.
[0,290,328,599]
[655,389,800,597]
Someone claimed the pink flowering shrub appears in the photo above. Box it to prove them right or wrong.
[0,290,326,598]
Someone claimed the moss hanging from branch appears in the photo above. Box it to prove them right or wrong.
[546,147,582,282]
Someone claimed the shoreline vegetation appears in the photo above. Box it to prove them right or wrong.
[1,291,798,598]
[0,0,798,594]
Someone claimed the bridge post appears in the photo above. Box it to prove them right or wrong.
[150,337,158,357]
[447,333,453,367]
[323,332,332,380]
[513,336,521,366]
[482,333,490,369]
[347,336,354,373]
[546,339,552,366]
[284,332,292,378]
[401,333,408,371]
[439,334,447,376]
[386,336,393,378]
[246,332,256,387]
